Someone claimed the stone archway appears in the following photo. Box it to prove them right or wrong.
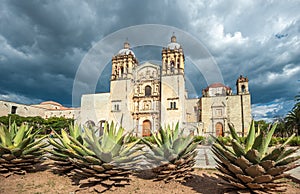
[215,122,224,137]
[142,120,151,137]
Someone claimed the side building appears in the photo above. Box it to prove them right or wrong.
[0,100,80,119]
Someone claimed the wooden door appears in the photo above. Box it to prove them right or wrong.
[142,120,151,137]
[215,122,224,137]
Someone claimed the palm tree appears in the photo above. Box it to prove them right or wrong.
[285,93,300,136]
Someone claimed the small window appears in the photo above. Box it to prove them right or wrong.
[11,106,17,114]
[114,104,120,111]
[169,101,177,109]
[145,85,151,96]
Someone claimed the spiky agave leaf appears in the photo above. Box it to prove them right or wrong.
[143,122,201,182]
[47,121,143,191]
[213,120,300,193]
[0,122,46,177]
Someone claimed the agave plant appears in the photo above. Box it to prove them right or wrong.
[47,122,142,192]
[212,120,300,193]
[0,122,47,177]
[142,123,201,182]
[47,123,83,175]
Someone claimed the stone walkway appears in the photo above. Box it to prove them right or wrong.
[195,145,300,182]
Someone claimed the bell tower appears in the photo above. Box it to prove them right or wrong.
[161,34,186,128]
[236,75,249,95]
[161,34,185,75]
[111,41,138,80]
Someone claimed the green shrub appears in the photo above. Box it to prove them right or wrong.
[194,136,205,144]
[270,137,279,146]
[288,136,300,146]
[217,136,231,146]
[142,136,156,144]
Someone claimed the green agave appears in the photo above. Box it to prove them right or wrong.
[47,122,143,192]
[142,123,201,182]
[0,121,47,177]
[212,120,300,193]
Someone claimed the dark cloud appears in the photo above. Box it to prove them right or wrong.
[0,0,299,120]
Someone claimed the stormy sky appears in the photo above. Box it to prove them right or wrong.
[0,0,299,121]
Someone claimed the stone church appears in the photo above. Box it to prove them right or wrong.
[80,35,252,137]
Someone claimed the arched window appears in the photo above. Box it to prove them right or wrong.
[145,85,151,96]
[241,85,246,93]
[170,61,175,72]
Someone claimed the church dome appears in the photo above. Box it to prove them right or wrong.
[167,35,181,50]
[117,41,135,57]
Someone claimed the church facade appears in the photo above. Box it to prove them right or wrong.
[80,35,252,137]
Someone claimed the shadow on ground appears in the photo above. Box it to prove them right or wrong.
[182,173,229,194]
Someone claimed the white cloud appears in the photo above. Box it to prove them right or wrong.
[252,99,294,122]
[0,93,42,105]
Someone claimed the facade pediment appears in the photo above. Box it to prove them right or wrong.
[134,62,160,81]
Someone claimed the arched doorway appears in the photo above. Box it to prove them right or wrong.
[215,122,224,137]
[142,120,151,137]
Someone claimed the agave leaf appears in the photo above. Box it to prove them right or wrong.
[151,146,164,157]
[177,135,194,157]
[109,121,115,137]
[9,121,17,140]
[210,135,235,155]
[115,126,124,142]
[119,139,140,156]
[68,143,87,156]
[231,139,245,157]
[61,129,71,145]
[46,149,69,158]
[256,124,260,137]
[0,125,12,147]
[261,123,277,157]
[228,123,240,143]
[245,149,261,164]
[252,131,265,157]
[173,122,179,141]
[51,129,71,150]
[151,131,162,147]
[48,138,64,150]
[276,147,299,162]
[160,128,170,148]
[276,156,300,166]
[25,135,47,150]
[262,147,284,161]
[17,137,32,150]
[84,136,110,162]
[213,143,237,163]
[141,138,155,149]
[245,120,255,152]
[22,144,43,155]
[83,126,101,151]
[173,138,184,153]
[101,131,116,153]
[24,125,34,138]
[68,135,95,156]
[281,133,296,147]
[110,134,125,157]
[182,142,198,156]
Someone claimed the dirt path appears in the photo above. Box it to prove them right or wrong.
[0,169,299,194]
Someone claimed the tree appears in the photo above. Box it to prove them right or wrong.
[285,92,300,136]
